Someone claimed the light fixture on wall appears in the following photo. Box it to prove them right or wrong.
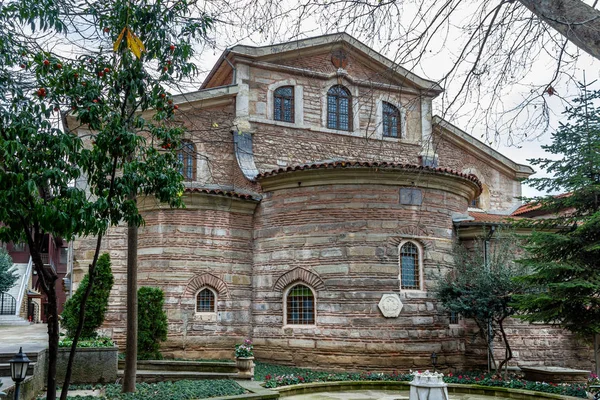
[9,347,31,400]
[430,352,438,371]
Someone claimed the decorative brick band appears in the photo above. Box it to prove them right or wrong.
[184,273,229,299]
[273,267,325,292]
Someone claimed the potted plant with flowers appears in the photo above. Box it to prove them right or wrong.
[235,339,254,378]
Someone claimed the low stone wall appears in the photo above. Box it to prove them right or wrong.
[56,346,118,384]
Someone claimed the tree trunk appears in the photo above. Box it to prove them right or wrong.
[122,218,138,392]
[496,319,513,380]
[59,235,103,400]
[594,333,600,377]
[518,0,600,61]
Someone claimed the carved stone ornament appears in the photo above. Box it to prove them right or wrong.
[378,294,403,318]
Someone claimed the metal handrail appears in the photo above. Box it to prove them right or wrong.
[15,256,33,316]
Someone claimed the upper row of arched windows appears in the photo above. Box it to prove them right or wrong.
[273,84,402,138]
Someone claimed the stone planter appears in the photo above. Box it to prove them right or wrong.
[236,356,254,378]
[56,346,118,384]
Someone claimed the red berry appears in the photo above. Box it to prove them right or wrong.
[82,82,86,86]
[72,105,77,110]
[20,64,26,69]
[89,58,94,63]
[54,107,59,111]
[163,66,168,72]
[167,60,171,65]
[104,27,110,33]
[104,67,110,73]
[160,93,166,98]
[173,104,179,110]
[169,45,175,51]
[56,63,62,69]
[98,71,104,77]
[93,99,98,103]
[74,73,79,78]
[167,100,172,104]
[43,59,50,66]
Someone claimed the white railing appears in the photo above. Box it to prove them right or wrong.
[15,256,33,316]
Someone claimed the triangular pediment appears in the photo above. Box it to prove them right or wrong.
[201,33,443,94]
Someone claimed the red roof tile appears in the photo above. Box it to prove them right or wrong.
[184,187,259,200]
[511,193,571,216]
[257,161,482,189]
[467,212,523,223]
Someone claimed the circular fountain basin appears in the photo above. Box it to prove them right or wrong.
[283,389,514,399]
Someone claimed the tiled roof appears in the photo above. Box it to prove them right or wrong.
[511,193,571,216]
[184,187,259,201]
[257,161,482,189]
[467,212,523,223]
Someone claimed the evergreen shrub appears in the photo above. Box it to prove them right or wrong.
[137,286,168,360]
[61,253,114,339]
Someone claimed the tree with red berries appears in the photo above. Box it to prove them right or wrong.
[0,0,212,399]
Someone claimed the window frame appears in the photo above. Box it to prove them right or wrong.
[399,240,424,291]
[273,86,295,123]
[326,85,353,131]
[195,287,217,314]
[284,283,317,326]
[382,101,402,138]
[178,140,196,181]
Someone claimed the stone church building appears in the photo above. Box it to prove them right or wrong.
[73,33,593,371]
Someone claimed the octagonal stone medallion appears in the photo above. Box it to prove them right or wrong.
[378,293,403,318]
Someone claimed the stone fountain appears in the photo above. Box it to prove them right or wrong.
[409,370,449,400]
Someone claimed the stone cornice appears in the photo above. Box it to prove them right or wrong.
[137,191,259,215]
[258,165,481,202]
[433,116,534,179]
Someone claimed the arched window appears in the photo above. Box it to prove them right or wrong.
[382,102,401,138]
[178,140,196,181]
[400,242,421,290]
[286,284,315,325]
[327,85,352,131]
[196,288,216,313]
[274,86,294,123]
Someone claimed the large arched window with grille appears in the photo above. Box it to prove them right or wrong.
[274,86,294,123]
[400,241,421,290]
[178,140,196,181]
[196,287,216,313]
[285,284,315,325]
[382,101,401,138]
[327,85,352,131]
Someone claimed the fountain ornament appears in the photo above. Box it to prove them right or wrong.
[409,370,449,400]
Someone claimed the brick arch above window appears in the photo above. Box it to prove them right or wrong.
[274,267,325,292]
[184,273,229,300]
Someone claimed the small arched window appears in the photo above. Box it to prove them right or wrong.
[327,85,352,131]
[400,242,421,290]
[382,102,401,138]
[274,86,294,123]
[196,288,216,313]
[286,284,315,325]
[178,140,196,181]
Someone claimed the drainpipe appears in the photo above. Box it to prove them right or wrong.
[223,54,237,86]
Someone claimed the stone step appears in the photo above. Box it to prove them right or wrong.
[0,352,39,364]
[0,362,35,377]
[0,315,31,326]
[117,359,238,373]
[117,370,249,382]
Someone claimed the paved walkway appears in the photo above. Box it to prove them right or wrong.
[0,323,48,355]
[283,390,514,400]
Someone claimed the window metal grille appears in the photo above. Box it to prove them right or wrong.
[449,311,459,325]
[382,102,401,138]
[274,86,294,122]
[0,292,16,315]
[196,288,215,312]
[470,197,480,207]
[286,284,315,325]
[178,140,196,181]
[327,85,352,131]
[400,242,420,290]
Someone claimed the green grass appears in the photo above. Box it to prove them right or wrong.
[57,380,245,400]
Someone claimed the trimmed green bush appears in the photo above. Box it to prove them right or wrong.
[138,286,168,360]
[61,253,114,339]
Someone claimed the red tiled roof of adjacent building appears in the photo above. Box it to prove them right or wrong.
[466,212,524,224]
[511,192,571,216]
[257,161,482,189]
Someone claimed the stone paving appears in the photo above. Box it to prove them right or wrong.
[282,390,514,400]
[0,323,48,354]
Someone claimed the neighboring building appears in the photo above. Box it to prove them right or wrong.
[0,236,69,325]
[71,33,593,371]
